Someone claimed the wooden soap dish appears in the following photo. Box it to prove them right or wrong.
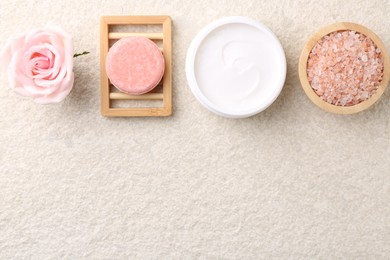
[298,22,390,114]
[100,16,172,117]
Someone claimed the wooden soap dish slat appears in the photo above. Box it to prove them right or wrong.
[103,107,166,117]
[109,92,164,100]
[108,32,164,40]
[100,16,172,117]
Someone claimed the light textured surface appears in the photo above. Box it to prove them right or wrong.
[0,0,390,259]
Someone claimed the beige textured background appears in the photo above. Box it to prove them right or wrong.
[1,0,390,259]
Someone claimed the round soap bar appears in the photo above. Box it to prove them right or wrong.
[106,36,165,95]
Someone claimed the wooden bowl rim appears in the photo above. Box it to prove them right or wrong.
[298,22,390,114]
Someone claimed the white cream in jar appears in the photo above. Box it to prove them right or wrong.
[186,16,287,118]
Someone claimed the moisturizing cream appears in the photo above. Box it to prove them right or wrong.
[186,16,286,118]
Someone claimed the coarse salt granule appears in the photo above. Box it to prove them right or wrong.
[307,30,384,106]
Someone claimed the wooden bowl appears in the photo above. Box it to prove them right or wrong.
[298,22,390,114]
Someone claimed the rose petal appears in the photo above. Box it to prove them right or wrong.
[34,60,66,88]
[0,33,26,74]
[10,50,36,87]
[20,57,34,79]
[26,45,51,60]
[43,43,63,80]
[33,72,74,104]
[31,56,50,71]
[7,67,31,96]
[23,84,56,96]
[32,68,53,79]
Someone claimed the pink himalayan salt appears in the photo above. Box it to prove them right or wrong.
[106,36,165,95]
[307,30,384,106]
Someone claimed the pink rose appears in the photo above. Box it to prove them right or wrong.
[0,26,74,104]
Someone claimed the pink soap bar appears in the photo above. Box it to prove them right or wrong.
[106,36,165,95]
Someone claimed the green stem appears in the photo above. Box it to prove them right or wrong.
[73,51,90,58]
